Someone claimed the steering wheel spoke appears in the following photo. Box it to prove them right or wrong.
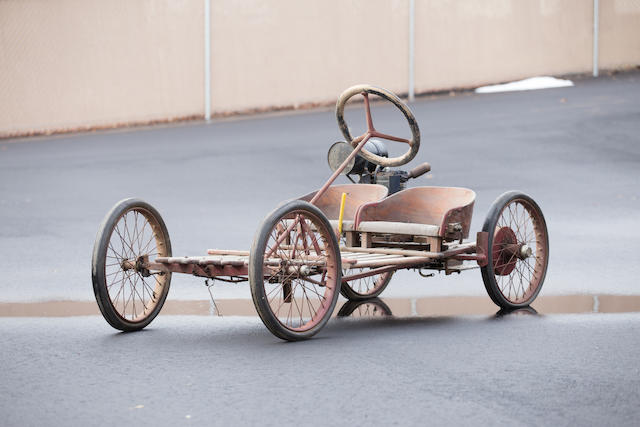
[370,130,410,144]
[363,92,375,132]
[351,133,368,145]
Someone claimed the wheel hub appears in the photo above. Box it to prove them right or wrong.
[492,227,518,275]
[121,256,151,277]
[519,244,533,260]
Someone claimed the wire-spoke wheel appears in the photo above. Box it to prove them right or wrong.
[92,198,172,331]
[340,268,393,301]
[481,191,549,309]
[249,200,341,341]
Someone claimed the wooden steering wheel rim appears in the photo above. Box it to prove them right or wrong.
[335,84,420,168]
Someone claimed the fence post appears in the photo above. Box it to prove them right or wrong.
[408,0,415,102]
[593,0,599,77]
[204,0,211,121]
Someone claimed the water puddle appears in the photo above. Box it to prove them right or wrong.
[1,294,639,318]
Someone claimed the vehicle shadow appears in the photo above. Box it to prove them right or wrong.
[494,306,539,318]
[336,298,539,320]
[98,299,541,347]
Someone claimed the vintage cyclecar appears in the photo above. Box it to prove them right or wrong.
[92,85,549,341]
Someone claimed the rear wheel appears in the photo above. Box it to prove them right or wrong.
[91,198,172,331]
[481,191,549,309]
[340,269,393,301]
[249,200,342,341]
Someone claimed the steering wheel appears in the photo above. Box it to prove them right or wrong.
[335,84,420,168]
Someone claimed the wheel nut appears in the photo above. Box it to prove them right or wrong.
[519,244,532,259]
[299,265,311,276]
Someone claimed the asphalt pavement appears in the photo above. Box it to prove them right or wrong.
[1,71,639,302]
[1,71,640,426]
[1,312,639,426]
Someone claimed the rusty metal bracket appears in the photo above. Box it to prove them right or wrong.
[203,279,222,317]
[475,231,489,267]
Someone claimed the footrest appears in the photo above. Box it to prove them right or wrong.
[155,255,249,267]
[339,246,436,269]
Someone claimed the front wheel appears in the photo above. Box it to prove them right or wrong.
[480,191,549,309]
[91,198,172,331]
[249,200,342,341]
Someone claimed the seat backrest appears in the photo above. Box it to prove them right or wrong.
[355,186,476,238]
[299,184,389,220]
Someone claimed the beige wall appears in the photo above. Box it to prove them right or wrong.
[414,0,594,92]
[600,0,640,68]
[1,0,639,137]
[210,0,408,112]
[0,0,203,136]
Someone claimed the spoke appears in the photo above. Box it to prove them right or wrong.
[141,277,156,302]
[300,276,324,287]
[290,282,305,327]
[131,274,138,318]
[105,269,126,279]
[109,276,126,305]
[507,204,516,234]
[513,263,527,299]
[268,286,284,307]
[265,216,300,259]
[108,240,128,262]
[131,276,149,314]
[121,277,133,319]
[300,281,326,300]
[107,269,126,290]
[139,231,156,257]
[113,224,134,260]
[135,212,151,256]
[363,92,375,132]
[271,284,290,315]
[296,216,311,256]
[301,283,318,320]
[122,213,137,258]
[105,261,124,267]
[299,216,322,256]
[285,290,294,327]
[370,130,410,144]
[291,281,306,326]
[131,211,141,255]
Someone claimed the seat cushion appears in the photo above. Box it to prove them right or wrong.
[357,221,440,237]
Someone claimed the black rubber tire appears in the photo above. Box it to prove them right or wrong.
[92,198,172,331]
[480,191,549,309]
[340,271,393,301]
[249,200,342,341]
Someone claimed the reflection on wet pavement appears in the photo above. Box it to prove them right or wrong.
[1,294,640,317]
[337,299,393,317]
[494,306,539,317]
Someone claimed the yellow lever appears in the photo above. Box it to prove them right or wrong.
[338,192,347,234]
